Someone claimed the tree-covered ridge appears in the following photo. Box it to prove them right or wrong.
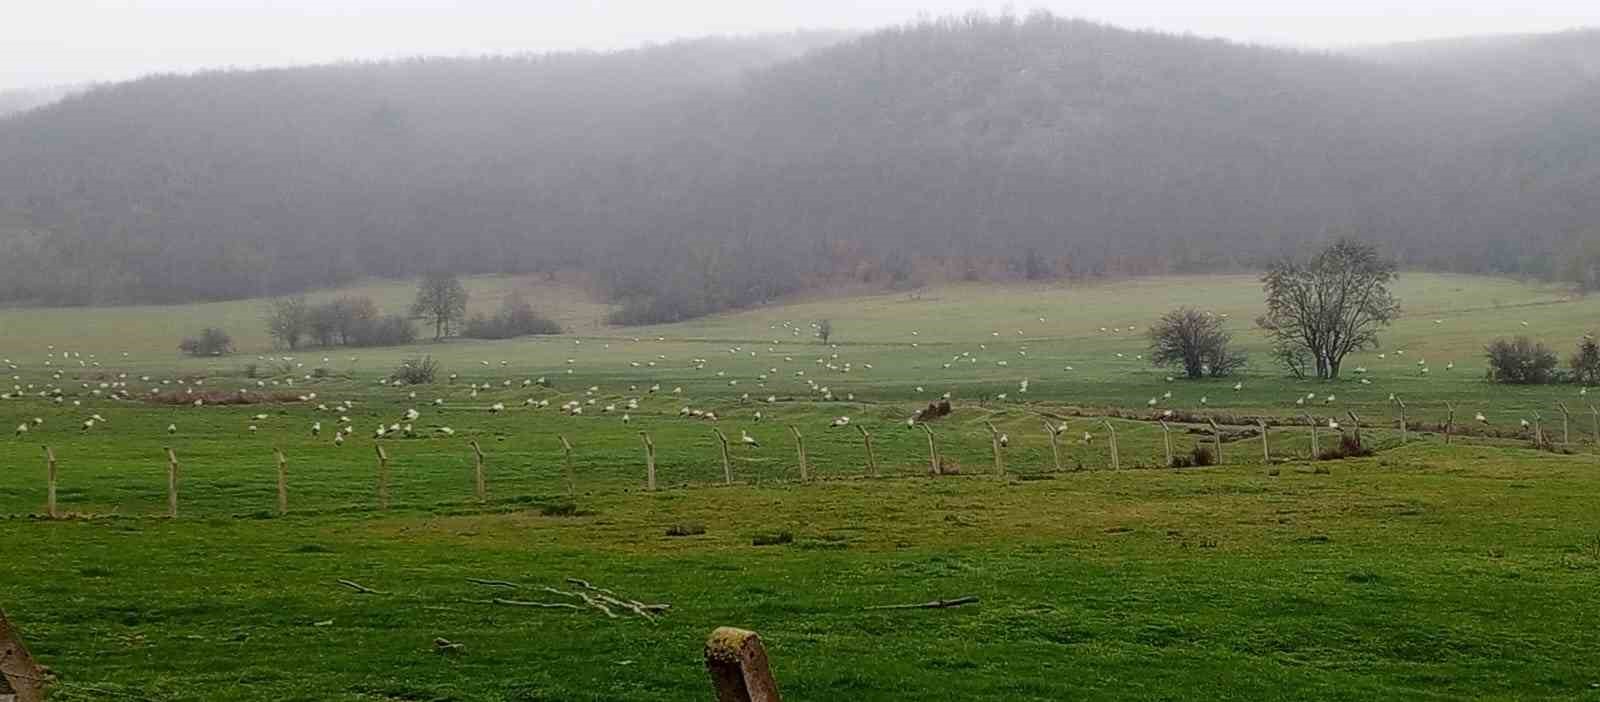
[0,14,1596,319]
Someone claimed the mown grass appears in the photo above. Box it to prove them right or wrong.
[2,272,1600,700]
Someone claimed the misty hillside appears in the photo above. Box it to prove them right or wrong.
[1,14,1597,321]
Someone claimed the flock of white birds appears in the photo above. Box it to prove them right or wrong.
[4,315,1589,451]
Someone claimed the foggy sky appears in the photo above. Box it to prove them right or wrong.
[5,0,1599,92]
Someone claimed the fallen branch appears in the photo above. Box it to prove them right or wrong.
[565,578,672,618]
[542,586,618,618]
[865,596,979,611]
[465,577,521,589]
[336,578,385,595]
[467,598,581,611]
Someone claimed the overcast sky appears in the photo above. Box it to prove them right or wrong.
[4,1,1599,92]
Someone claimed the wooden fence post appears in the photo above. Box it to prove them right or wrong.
[1557,402,1571,447]
[1590,403,1599,445]
[856,425,877,478]
[1304,413,1319,459]
[41,447,56,519]
[1346,411,1364,448]
[164,447,180,518]
[273,448,288,515]
[984,421,1005,480]
[1043,421,1063,472]
[1444,402,1455,445]
[1103,420,1120,471]
[1392,396,1407,444]
[469,440,487,503]
[557,435,575,496]
[1532,411,1545,449]
[637,433,655,491]
[1207,418,1223,464]
[0,607,47,702]
[787,426,808,483]
[705,627,781,702]
[1258,418,1270,463]
[919,424,940,475]
[1158,420,1173,467]
[375,445,390,510]
[712,429,733,485]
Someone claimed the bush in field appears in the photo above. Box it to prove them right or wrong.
[350,314,417,347]
[390,356,439,385]
[462,292,561,339]
[1148,307,1246,378]
[1485,336,1559,384]
[179,328,234,356]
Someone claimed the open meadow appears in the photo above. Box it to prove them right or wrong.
[3,273,1600,700]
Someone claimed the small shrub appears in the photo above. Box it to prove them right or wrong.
[1318,433,1374,460]
[665,523,706,537]
[390,356,439,385]
[1189,445,1216,467]
[751,530,794,546]
[1485,336,1559,384]
[179,327,234,356]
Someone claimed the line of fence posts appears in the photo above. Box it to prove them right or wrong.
[45,401,1596,521]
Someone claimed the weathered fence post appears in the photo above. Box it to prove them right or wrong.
[1347,411,1364,448]
[41,447,57,519]
[856,425,877,478]
[273,448,288,515]
[1043,421,1063,472]
[1,607,48,702]
[1207,418,1223,464]
[705,627,781,702]
[1103,420,1120,471]
[164,447,180,518]
[558,435,575,496]
[1158,420,1173,467]
[1532,411,1546,449]
[636,433,655,491]
[1444,402,1455,445]
[984,422,1005,479]
[787,426,808,482]
[469,440,487,503]
[1258,418,1270,463]
[1590,403,1599,445]
[1303,413,1319,459]
[375,445,390,510]
[1392,396,1407,444]
[712,429,733,485]
[1557,402,1571,447]
[918,423,940,475]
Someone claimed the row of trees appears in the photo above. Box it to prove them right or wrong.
[261,274,559,350]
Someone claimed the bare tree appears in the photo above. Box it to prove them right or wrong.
[265,296,310,350]
[1258,239,1399,380]
[817,319,833,345]
[412,273,469,341]
[1148,307,1246,378]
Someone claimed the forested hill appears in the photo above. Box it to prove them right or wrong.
[1,15,1597,321]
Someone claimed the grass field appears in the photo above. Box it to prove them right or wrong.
[3,272,1600,700]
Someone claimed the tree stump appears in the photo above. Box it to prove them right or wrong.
[705,627,781,702]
